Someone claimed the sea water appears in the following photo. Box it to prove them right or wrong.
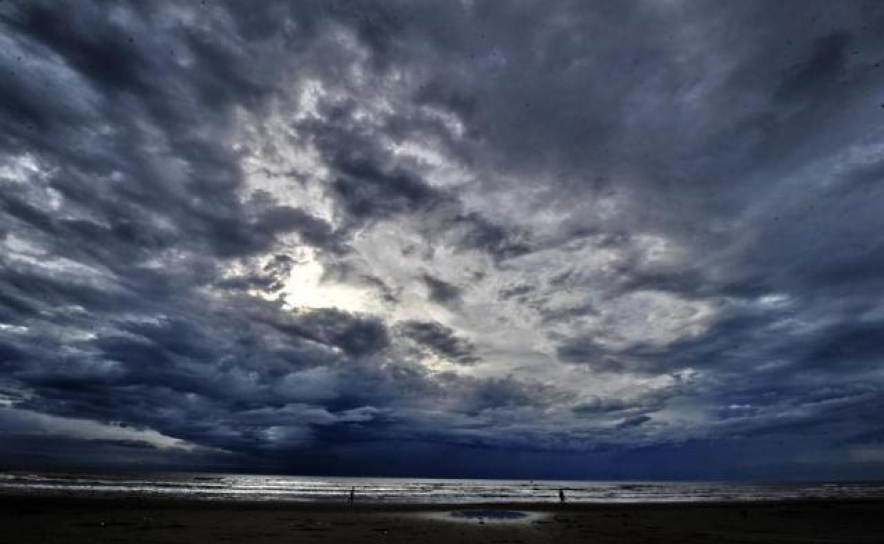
[2,471,883,503]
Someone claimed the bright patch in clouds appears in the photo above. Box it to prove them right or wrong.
[1,0,883,479]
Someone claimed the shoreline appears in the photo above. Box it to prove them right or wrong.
[4,491,884,510]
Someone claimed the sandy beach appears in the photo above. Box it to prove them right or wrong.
[3,495,883,543]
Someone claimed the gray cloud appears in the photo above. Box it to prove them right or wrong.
[419,273,462,305]
[397,320,479,365]
[617,415,652,430]
[1,0,884,479]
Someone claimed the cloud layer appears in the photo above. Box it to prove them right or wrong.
[2,0,884,479]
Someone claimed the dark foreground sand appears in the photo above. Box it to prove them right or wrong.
[3,495,883,543]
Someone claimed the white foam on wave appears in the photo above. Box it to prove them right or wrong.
[1,472,883,504]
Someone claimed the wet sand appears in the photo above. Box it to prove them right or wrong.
[2,495,883,543]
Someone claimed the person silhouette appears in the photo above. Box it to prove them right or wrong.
[348,486,355,504]
[559,489,566,503]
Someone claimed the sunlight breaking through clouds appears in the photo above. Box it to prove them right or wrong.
[1,0,883,479]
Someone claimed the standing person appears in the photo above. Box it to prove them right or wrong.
[559,489,566,503]
[348,486,355,504]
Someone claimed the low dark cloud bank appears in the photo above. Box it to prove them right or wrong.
[1,0,884,479]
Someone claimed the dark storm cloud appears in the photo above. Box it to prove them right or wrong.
[0,0,414,464]
[397,320,479,365]
[555,336,662,375]
[358,274,400,304]
[556,336,606,366]
[0,433,239,472]
[2,0,884,479]
[798,319,884,370]
[498,283,533,300]
[572,398,628,415]
[419,273,461,305]
[294,80,530,260]
[454,212,533,261]
[331,156,443,221]
[617,415,651,430]
[290,308,390,357]
[215,253,296,294]
[8,4,149,92]
[251,201,347,255]
[2,293,427,458]
[775,32,851,102]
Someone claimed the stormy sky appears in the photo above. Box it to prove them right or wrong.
[2,0,884,480]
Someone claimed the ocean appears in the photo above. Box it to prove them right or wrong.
[2,471,883,503]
